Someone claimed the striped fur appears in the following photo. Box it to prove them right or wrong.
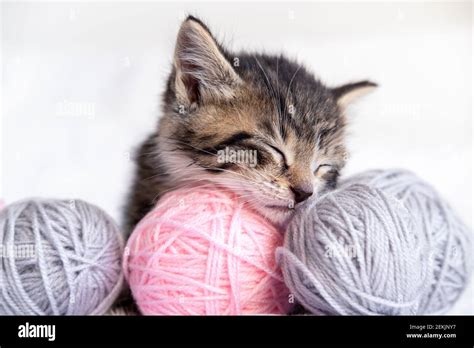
[124,16,376,232]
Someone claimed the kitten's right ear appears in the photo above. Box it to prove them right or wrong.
[173,16,241,106]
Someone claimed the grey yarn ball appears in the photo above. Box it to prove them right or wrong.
[342,169,472,314]
[0,199,124,315]
[278,169,472,315]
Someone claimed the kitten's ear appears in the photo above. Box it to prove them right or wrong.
[331,80,377,107]
[173,16,241,106]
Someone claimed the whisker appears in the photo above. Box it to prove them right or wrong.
[283,64,302,117]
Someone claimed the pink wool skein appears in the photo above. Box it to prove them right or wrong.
[124,185,291,315]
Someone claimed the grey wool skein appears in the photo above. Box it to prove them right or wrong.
[278,169,472,315]
[342,169,472,314]
[0,199,124,315]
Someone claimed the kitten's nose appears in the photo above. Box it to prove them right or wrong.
[290,186,313,204]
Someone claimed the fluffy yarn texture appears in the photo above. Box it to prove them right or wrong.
[342,169,472,314]
[278,169,472,315]
[124,185,291,315]
[0,199,124,315]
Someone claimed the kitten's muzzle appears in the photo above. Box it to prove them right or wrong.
[291,186,313,204]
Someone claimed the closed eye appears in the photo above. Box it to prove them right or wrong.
[267,144,288,169]
[314,164,333,175]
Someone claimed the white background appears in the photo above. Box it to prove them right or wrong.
[1,1,472,313]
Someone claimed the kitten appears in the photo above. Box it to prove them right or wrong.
[124,16,376,233]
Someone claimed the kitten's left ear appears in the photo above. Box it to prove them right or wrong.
[331,80,377,107]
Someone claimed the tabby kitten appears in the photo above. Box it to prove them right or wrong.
[124,16,376,232]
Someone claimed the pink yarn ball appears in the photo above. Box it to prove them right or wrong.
[124,185,291,315]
